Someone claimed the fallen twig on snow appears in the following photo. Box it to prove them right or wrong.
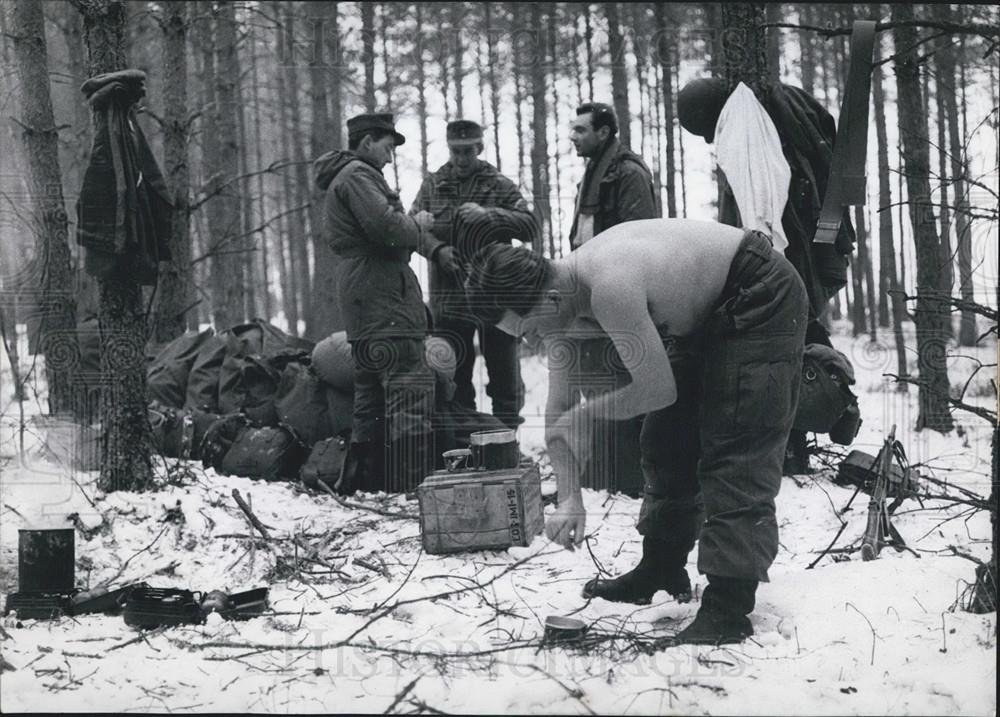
[384,674,422,714]
[522,663,597,715]
[97,524,171,589]
[231,489,273,541]
[312,477,418,520]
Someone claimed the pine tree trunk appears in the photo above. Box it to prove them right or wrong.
[361,2,376,112]
[11,0,79,416]
[654,4,677,217]
[721,3,769,97]
[282,8,312,335]
[872,17,892,330]
[871,12,906,386]
[933,4,977,346]
[651,58,665,215]
[797,4,815,97]
[475,17,488,127]
[415,3,429,176]
[380,4,400,190]
[274,9,300,336]
[58,4,100,322]
[307,1,341,339]
[571,7,584,108]
[547,5,564,253]
[854,204,876,340]
[631,5,647,158]
[208,1,245,330]
[933,44,954,335]
[528,3,551,256]
[674,59,687,216]
[439,3,451,122]
[893,5,953,433]
[897,140,906,293]
[583,4,595,99]
[451,3,464,119]
[484,3,502,172]
[605,2,631,148]
[76,0,152,491]
[849,254,865,337]
[704,3,725,79]
[151,0,193,343]
[247,18,271,323]
[237,96,257,320]
[230,13,255,322]
[511,3,525,189]
[765,2,781,82]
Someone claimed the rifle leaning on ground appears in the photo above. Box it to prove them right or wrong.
[860,424,914,561]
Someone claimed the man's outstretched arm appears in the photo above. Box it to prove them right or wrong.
[583,281,677,421]
[543,349,591,549]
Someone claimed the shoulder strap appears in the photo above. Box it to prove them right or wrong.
[814,20,876,245]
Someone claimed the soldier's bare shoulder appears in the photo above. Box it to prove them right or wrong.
[574,219,745,334]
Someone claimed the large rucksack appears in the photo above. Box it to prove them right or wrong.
[200,413,306,481]
[273,362,336,447]
[147,329,215,408]
[216,320,313,414]
[299,435,349,490]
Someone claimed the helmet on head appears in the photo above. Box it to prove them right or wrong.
[677,78,729,143]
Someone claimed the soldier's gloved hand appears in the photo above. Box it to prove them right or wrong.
[435,245,462,274]
[456,202,488,221]
[414,210,436,231]
[546,496,586,550]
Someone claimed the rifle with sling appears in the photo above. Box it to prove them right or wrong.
[860,424,915,560]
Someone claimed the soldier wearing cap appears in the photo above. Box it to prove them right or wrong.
[409,119,540,430]
[313,112,437,493]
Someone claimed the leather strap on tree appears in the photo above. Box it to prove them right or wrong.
[814,20,877,245]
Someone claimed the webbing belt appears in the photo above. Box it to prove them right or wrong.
[814,20,877,244]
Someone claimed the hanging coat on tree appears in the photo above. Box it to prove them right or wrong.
[76,69,172,285]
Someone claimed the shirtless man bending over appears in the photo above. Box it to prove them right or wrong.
[465,219,808,645]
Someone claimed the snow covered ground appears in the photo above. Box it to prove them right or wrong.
[0,320,996,714]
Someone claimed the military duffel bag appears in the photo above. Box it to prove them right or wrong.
[218,423,307,482]
[300,435,349,490]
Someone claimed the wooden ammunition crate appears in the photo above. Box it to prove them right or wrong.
[417,464,544,554]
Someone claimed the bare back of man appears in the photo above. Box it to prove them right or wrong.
[568,219,744,338]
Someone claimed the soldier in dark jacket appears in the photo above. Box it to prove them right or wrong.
[313,113,437,493]
[568,102,658,248]
[410,120,540,430]
[565,102,659,499]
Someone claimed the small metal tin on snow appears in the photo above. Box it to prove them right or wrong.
[543,616,589,643]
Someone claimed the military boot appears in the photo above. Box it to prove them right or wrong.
[670,575,757,645]
[582,537,693,605]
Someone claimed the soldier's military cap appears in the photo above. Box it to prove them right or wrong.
[446,119,484,146]
[346,112,406,146]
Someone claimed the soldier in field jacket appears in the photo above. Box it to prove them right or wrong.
[313,112,437,493]
[410,120,540,430]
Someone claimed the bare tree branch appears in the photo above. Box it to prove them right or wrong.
[762,20,1000,40]
[884,373,997,426]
